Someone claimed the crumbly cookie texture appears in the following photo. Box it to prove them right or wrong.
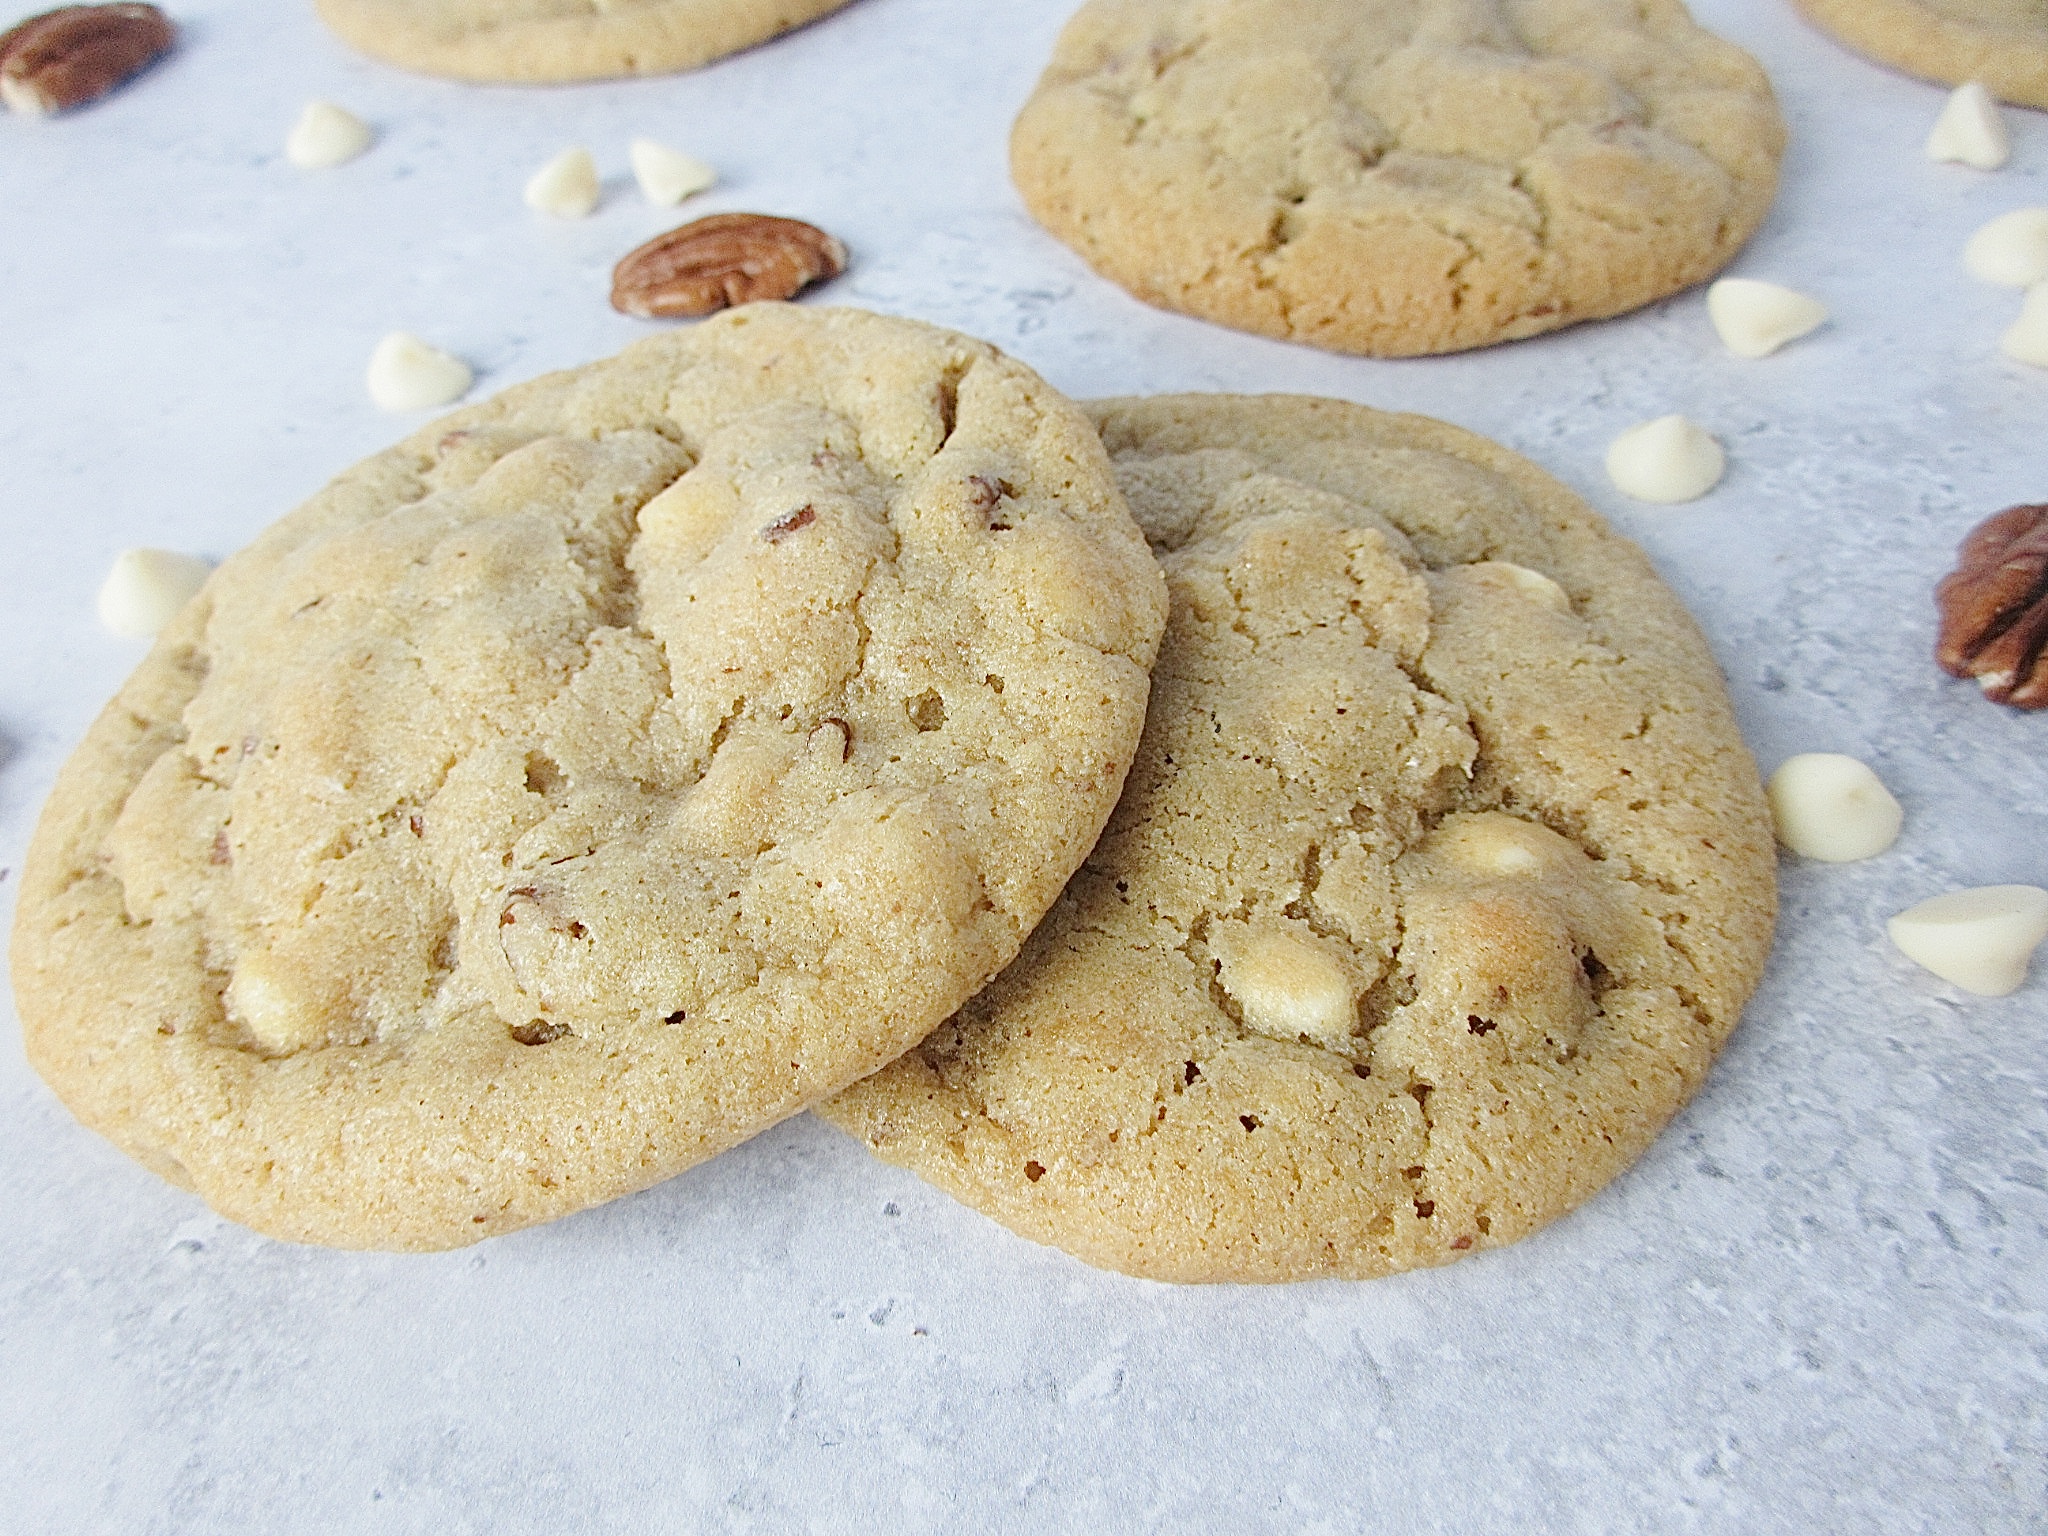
[822,394,1777,1284]
[1010,0,1786,358]
[1793,0,2048,110]
[12,305,1166,1250]
[312,0,854,84]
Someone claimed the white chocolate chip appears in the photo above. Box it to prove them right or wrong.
[1925,81,2010,170]
[1214,928,1356,1052]
[524,147,601,218]
[629,138,717,206]
[2002,284,2048,368]
[1605,415,1725,504]
[97,548,213,637]
[1706,278,1828,358]
[1438,813,1577,877]
[1963,208,2048,287]
[226,952,327,1054]
[285,100,373,170]
[1766,753,1903,862]
[1469,561,1570,612]
[1887,886,2048,997]
[365,332,473,411]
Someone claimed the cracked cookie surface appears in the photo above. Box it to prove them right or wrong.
[1793,0,2048,107]
[313,0,855,83]
[1011,0,1786,357]
[11,305,1166,1250]
[820,394,1775,1283]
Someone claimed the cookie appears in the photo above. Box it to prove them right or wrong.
[1010,0,1787,357]
[11,305,1168,1250]
[822,394,1776,1283]
[312,0,855,84]
[1793,0,2048,108]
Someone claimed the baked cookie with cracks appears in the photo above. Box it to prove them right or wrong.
[821,394,1776,1283]
[1011,0,1786,357]
[12,304,1167,1250]
[1792,0,2048,108]
[313,0,858,84]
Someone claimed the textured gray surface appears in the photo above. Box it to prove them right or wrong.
[0,0,2043,1530]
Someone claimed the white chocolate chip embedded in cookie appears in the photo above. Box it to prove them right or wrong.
[1467,561,1571,613]
[1888,885,2048,996]
[1767,753,1903,862]
[1212,922,1359,1053]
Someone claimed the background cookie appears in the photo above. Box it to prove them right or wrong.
[1793,0,2048,107]
[823,394,1776,1283]
[1011,0,1787,357]
[313,0,857,83]
[11,305,1167,1250]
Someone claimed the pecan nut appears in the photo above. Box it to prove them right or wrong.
[0,3,174,116]
[1935,502,2048,709]
[610,213,847,319]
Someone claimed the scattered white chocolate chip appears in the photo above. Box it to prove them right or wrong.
[1605,415,1725,504]
[1963,208,2048,287]
[629,138,717,207]
[1706,278,1828,358]
[365,332,472,411]
[524,147,601,218]
[97,548,213,637]
[1766,753,1903,863]
[285,100,373,170]
[1469,561,1570,612]
[1215,929,1355,1052]
[1925,81,2010,170]
[2003,284,2048,368]
[1887,885,2048,997]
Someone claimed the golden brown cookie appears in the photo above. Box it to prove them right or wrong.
[11,305,1167,1250]
[1793,0,2048,108]
[313,0,856,84]
[1011,0,1787,357]
[821,394,1777,1283]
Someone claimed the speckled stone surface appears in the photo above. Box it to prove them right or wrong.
[0,0,2043,1529]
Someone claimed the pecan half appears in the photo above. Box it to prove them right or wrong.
[1936,503,2048,709]
[610,213,848,319]
[0,4,173,116]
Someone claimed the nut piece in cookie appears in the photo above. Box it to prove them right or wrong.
[1936,503,2048,709]
[0,3,173,116]
[821,393,1776,1283]
[1010,0,1786,356]
[10,306,1167,1250]
[612,214,848,319]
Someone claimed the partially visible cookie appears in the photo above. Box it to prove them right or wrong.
[12,305,1167,1250]
[313,0,855,84]
[1011,0,1786,357]
[1793,0,2048,108]
[822,394,1776,1283]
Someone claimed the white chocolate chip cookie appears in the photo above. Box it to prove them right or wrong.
[1010,0,1786,357]
[821,394,1777,1283]
[12,305,1167,1250]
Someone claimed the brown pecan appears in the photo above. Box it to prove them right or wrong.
[762,504,816,541]
[1936,503,2048,709]
[0,4,173,116]
[610,213,848,319]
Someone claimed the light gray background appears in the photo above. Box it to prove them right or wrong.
[1,0,2044,1529]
